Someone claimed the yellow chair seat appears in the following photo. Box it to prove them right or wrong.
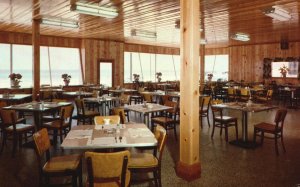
[88,171,131,187]
[43,154,81,173]
[129,153,158,168]
[6,123,34,132]
[152,117,177,124]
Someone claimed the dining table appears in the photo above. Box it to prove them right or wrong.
[124,103,172,128]
[3,101,72,129]
[108,89,137,97]
[0,94,32,105]
[84,96,120,115]
[61,123,157,150]
[212,102,277,148]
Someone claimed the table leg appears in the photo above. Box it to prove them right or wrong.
[229,111,257,149]
[33,111,43,130]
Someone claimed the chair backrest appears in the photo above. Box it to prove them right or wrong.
[60,105,74,126]
[85,150,130,187]
[153,125,167,167]
[52,99,68,102]
[33,128,51,161]
[75,98,85,115]
[274,109,287,131]
[240,88,249,96]
[94,115,120,125]
[120,94,130,105]
[210,100,224,120]
[228,88,235,95]
[164,100,178,116]
[0,109,18,130]
[200,96,211,111]
[112,108,126,124]
[142,93,153,103]
[267,89,273,98]
[0,101,8,108]
[161,95,171,105]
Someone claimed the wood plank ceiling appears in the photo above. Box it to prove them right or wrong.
[0,0,299,48]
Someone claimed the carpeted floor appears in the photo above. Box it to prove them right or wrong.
[0,104,299,187]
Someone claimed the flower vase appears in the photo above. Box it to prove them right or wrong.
[64,81,69,86]
[11,80,20,88]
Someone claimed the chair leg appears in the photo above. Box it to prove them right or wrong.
[206,114,210,127]
[225,127,228,142]
[281,134,286,153]
[253,129,257,144]
[211,122,215,138]
[261,132,264,145]
[0,132,6,153]
[235,122,238,140]
[153,171,159,187]
[59,129,63,144]
[78,160,83,187]
[275,134,279,155]
[72,174,78,187]
[12,133,17,157]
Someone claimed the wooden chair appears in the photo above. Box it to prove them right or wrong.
[199,96,211,128]
[42,105,74,144]
[85,150,130,187]
[0,109,35,157]
[94,115,120,125]
[112,107,129,124]
[227,87,236,102]
[253,109,287,155]
[211,103,238,142]
[42,99,68,122]
[32,128,82,187]
[128,125,167,187]
[239,88,250,102]
[255,89,273,104]
[151,100,179,140]
[75,98,100,125]
[120,94,131,105]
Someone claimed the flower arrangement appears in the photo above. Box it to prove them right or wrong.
[279,65,289,77]
[156,72,162,82]
[61,74,71,85]
[9,73,22,82]
[133,74,140,82]
[207,73,213,81]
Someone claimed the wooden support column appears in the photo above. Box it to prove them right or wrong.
[176,0,201,181]
[200,45,205,89]
[32,0,40,101]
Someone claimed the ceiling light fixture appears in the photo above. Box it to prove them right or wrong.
[263,6,291,21]
[40,17,79,28]
[231,33,250,42]
[131,29,157,39]
[70,1,118,19]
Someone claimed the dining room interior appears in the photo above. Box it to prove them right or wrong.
[0,0,300,186]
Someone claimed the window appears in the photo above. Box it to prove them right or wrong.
[12,45,33,87]
[204,55,229,81]
[271,61,299,78]
[0,43,82,88]
[0,44,11,88]
[47,47,82,86]
[124,52,179,83]
[99,62,113,87]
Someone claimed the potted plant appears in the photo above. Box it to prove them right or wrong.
[279,65,289,78]
[207,73,213,81]
[61,74,71,86]
[156,72,162,82]
[133,74,140,82]
[8,73,22,88]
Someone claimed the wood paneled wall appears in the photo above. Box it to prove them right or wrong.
[82,39,124,86]
[229,42,300,84]
[0,31,80,47]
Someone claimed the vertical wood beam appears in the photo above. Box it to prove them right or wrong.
[176,0,201,181]
[32,0,40,100]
